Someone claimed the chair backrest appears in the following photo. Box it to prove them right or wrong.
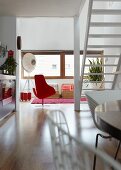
[34,74,56,99]
[47,110,121,170]
[85,90,121,130]
[34,74,47,93]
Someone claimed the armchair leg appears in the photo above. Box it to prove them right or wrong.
[42,99,44,106]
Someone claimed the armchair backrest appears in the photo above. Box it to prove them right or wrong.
[34,75,47,94]
[34,74,56,99]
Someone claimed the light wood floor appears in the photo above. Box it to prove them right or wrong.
[0,102,120,170]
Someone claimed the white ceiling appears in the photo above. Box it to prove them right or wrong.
[0,0,83,17]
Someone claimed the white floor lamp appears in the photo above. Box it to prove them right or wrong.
[21,53,36,101]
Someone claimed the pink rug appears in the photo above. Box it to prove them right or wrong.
[31,98,87,104]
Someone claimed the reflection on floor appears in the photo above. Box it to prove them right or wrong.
[0,102,120,170]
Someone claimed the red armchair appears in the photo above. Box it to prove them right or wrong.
[33,75,56,105]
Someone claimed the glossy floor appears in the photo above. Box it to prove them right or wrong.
[0,102,120,170]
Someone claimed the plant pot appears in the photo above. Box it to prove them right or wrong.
[91,82,104,90]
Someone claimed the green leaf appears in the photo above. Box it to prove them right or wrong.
[87,58,103,82]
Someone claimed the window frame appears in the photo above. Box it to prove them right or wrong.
[21,50,103,79]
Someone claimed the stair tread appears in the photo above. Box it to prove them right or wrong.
[92,9,121,15]
[88,45,121,48]
[89,34,121,38]
[90,22,121,27]
[86,55,120,58]
[85,64,117,66]
[94,0,121,1]
[84,73,116,75]
[82,88,110,90]
[83,81,113,83]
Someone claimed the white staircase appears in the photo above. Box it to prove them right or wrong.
[81,0,121,98]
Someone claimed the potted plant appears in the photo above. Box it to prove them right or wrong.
[87,58,104,89]
[0,50,17,75]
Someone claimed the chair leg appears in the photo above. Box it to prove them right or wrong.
[93,134,99,170]
[42,99,44,106]
[114,141,121,160]
[93,134,111,170]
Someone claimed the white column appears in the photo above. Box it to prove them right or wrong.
[16,50,21,113]
[74,15,80,111]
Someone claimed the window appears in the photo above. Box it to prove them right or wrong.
[21,50,103,79]
[52,64,57,69]
[65,54,94,76]
[24,55,60,77]
[65,55,74,76]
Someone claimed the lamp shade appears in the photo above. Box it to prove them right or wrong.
[22,53,36,73]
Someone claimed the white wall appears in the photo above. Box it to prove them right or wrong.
[0,16,16,65]
[17,17,74,50]
[0,16,16,51]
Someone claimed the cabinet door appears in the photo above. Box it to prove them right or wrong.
[0,80,15,119]
[0,80,2,101]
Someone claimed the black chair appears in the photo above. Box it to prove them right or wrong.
[85,90,121,170]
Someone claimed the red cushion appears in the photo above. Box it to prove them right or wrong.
[61,84,74,91]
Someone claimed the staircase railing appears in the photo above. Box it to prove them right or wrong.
[80,0,94,96]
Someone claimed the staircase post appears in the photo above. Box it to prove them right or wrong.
[74,15,80,111]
